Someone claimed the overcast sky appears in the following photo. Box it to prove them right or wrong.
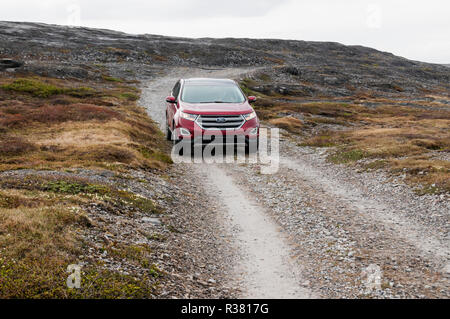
[1,0,449,63]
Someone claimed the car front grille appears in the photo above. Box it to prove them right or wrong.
[196,114,245,130]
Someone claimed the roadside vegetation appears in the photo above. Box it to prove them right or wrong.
[241,76,450,194]
[0,71,170,297]
[0,75,171,171]
[0,175,162,298]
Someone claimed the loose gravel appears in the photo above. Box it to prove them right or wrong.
[138,67,449,298]
[225,135,449,298]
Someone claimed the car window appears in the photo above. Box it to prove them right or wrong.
[181,84,245,103]
[172,81,181,99]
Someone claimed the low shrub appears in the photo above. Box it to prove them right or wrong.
[1,79,97,99]
[0,136,36,156]
[328,149,366,164]
[1,79,64,98]
[70,145,136,164]
[0,104,120,128]
[268,117,303,134]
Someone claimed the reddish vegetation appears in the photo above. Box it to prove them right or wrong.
[0,136,36,156]
[0,76,171,172]
[69,145,135,164]
[0,104,120,128]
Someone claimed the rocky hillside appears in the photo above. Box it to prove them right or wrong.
[1,21,449,97]
[0,21,448,299]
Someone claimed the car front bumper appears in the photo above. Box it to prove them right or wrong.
[175,117,259,143]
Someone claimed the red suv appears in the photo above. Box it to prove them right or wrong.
[165,78,259,151]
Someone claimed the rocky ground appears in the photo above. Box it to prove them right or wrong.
[1,21,448,97]
[228,137,449,298]
[140,67,449,298]
[0,165,239,298]
[0,21,449,298]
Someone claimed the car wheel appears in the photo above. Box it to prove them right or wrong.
[166,124,172,141]
[171,121,181,144]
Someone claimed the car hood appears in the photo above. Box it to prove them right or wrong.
[181,102,253,115]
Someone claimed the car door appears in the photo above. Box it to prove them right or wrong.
[167,81,181,130]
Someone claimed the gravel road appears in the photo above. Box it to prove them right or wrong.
[139,67,450,298]
[200,164,314,298]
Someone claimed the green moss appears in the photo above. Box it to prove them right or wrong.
[148,264,162,278]
[72,268,157,298]
[106,244,163,278]
[0,260,158,298]
[240,85,253,96]
[137,146,173,164]
[119,92,139,101]
[1,79,64,98]
[2,176,161,214]
[239,78,260,97]
[124,193,160,213]
[415,185,442,195]
[102,76,123,83]
[42,180,109,195]
[149,151,173,164]
[328,149,366,164]
[0,79,98,99]
[46,180,161,214]
[108,244,151,263]
[66,87,96,98]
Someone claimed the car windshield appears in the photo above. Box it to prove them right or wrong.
[181,84,246,103]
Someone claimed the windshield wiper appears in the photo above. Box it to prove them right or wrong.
[197,101,226,103]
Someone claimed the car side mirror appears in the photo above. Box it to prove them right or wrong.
[248,96,257,103]
[166,96,176,103]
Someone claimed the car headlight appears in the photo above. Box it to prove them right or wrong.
[243,111,257,121]
[180,111,198,121]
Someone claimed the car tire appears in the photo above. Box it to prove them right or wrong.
[171,121,181,144]
[166,124,172,141]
